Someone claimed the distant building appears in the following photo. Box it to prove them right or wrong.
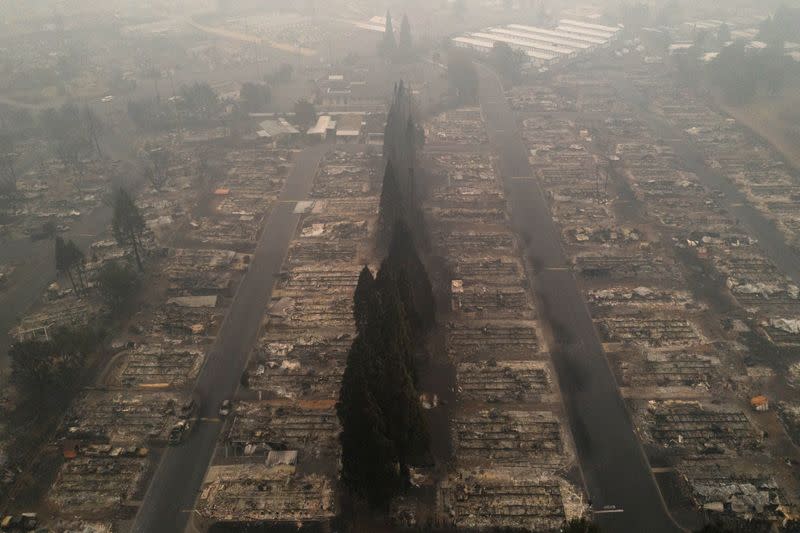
[452,19,620,68]
[257,119,300,143]
[317,74,352,106]
[307,115,335,140]
[335,114,364,143]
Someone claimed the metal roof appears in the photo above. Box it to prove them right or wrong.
[505,24,605,45]
[552,26,612,42]
[506,24,597,48]
[486,28,579,54]
[496,24,606,50]
[472,32,573,56]
[557,24,616,40]
[452,37,555,62]
[559,18,620,34]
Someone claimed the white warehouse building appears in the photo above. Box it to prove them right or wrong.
[452,19,621,68]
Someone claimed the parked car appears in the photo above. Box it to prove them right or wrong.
[169,420,191,445]
[218,400,232,417]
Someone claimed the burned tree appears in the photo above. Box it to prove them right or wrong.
[55,237,87,294]
[145,146,170,190]
[111,188,146,271]
[83,106,103,158]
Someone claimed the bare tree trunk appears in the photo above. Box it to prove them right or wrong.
[75,266,86,293]
[64,269,78,294]
[130,231,143,271]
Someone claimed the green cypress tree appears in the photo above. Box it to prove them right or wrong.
[398,14,413,60]
[374,268,416,383]
[353,265,375,335]
[385,219,436,335]
[380,11,396,57]
[337,336,401,507]
[377,159,405,244]
[368,274,429,480]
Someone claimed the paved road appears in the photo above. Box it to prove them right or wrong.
[477,65,684,533]
[611,76,800,285]
[130,145,327,533]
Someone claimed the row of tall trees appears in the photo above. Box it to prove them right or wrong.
[379,11,414,62]
[379,81,425,245]
[338,221,434,507]
[338,81,435,508]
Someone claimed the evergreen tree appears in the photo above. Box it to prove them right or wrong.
[111,188,146,271]
[373,268,417,383]
[367,272,429,478]
[398,14,413,60]
[380,11,397,57]
[353,265,375,335]
[337,262,431,505]
[385,219,436,336]
[337,336,401,508]
[378,160,405,243]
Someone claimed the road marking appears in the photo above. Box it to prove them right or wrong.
[510,176,536,180]
[593,508,624,514]
[199,417,221,423]
[544,267,570,271]
[730,203,743,207]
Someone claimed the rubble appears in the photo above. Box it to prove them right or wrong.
[438,468,579,532]
[456,360,552,403]
[61,391,185,446]
[225,400,339,460]
[453,409,564,465]
[637,400,759,454]
[598,315,702,347]
[106,345,205,388]
[196,465,335,525]
[48,456,147,516]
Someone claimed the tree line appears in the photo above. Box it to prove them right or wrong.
[379,11,415,63]
[337,80,435,509]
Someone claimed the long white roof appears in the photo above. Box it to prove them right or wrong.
[560,18,620,34]
[557,24,615,40]
[506,25,605,45]
[505,25,598,48]
[469,32,562,58]
[452,36,555,61]
[479,30,576,55]
[487,28,580,54]
[553,24,613,44]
